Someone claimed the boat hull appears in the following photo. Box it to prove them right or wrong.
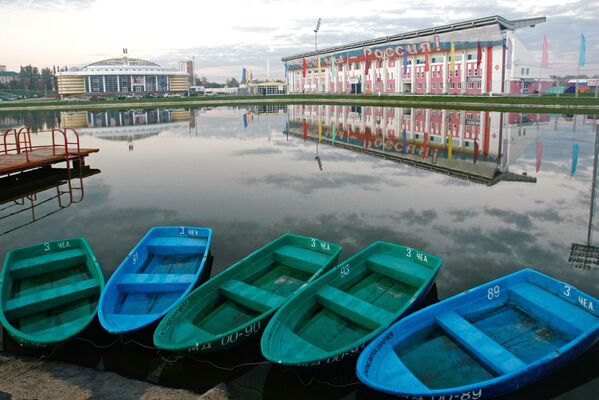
[98,226,212,335]
[261,241,443,367]
[356,269,599,399]
[0,238,105,348]
[154,234,342,353]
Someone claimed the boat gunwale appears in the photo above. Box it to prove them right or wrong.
[355,268,599,398]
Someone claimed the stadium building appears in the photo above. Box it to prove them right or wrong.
[283,15,552,95]
[56,56,189,98]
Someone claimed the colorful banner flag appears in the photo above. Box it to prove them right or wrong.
[506,38,513,70]
[448,134,453,161]
[474,140,479,164]
[302,58,307,78]
[403,47,408,75]
[579,33,586,67]
[332,123,337,143]
[450,41,455,72]
[536,141,543,172]
[365,59,370,76]
[477,41,482,69]
[318,122,322,143]
[541,35,549,69]
[242,113,248,128]
[402,129,407,154]
[317,57,321,74]
[423,132,429,158]
[571,143,579,175]
[424,46,430,72]
[303,121,307,141]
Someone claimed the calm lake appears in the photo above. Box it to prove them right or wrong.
[0,105,598,399]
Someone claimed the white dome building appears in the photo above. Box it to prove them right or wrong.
[56,56,189,98]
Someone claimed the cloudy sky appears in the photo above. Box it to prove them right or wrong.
[0,0,596,81]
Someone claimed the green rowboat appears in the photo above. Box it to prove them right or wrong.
[0,238,105,348]
[261,241,442,366]
[154,234,341,352]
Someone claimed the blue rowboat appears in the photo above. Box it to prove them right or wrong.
[356,269,599,399]
[99,226,212,334]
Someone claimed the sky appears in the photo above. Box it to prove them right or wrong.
[0,0,597,82]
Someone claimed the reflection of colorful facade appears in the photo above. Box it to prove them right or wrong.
[283,16,552,95]
[287,105,548,185]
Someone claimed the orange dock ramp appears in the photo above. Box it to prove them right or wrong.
[1,127,99,176]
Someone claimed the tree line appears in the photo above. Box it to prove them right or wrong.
[0,65,57,92]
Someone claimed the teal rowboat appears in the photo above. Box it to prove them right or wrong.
[0,238,104,348]
[154,234,341,352]
[261,241,442,366]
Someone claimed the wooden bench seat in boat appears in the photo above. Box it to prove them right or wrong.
[316,285,394,330]
[10,249,87,280]
[436,311,526,375]
[220,279,285,313]
[509,283,597,336]
[5,278,100,319]
[367,253,429,287]
[274,245,329,274]
[147,236,208,255]
[118,273,197,293]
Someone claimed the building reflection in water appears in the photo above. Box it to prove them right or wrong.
[60,109,194,150]
[287,105,551,186]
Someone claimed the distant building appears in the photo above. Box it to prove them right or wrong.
[178,60,194,88]
[0,65,6,72]
[283,15,552,95]
[0,70,19,85]
[248,81,287,95]
[56,56,189,98]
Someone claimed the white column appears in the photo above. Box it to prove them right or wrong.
[425,65,431,94]
[383,58,388,93]
[396,59,401,93]
[102,75,106,93]
[411,56,416,94]
[482,48,488,93]
[116,75,120,92]
[461,51,467,94]
[441,109,447,144]
[442,52,448,94]
[361,61,366,94]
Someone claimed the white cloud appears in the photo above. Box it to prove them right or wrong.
[0,0,596,81]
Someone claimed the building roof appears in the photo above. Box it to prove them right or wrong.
[282,15,546,61]
[56,56,186,77]
[84,57,160,68]
[0,71,18,77]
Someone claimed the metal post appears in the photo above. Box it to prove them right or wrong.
[588,123,599,245]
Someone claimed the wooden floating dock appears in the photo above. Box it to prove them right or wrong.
[1,127,99,177]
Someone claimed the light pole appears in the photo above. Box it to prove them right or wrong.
[314,18,321,51]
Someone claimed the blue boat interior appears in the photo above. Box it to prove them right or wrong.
[102,231,209,330]
[391,278,599,390]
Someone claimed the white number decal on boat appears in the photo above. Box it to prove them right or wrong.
[340,264,350,278]
[487,285,500,300]
[178,226,185,235]
[43,242,50,252]
[563,284,571,297]
[311,238,316,248]
[406,248,412,258]
[57,241,70,249]
[421,389,483,400]
[132,252,138,265]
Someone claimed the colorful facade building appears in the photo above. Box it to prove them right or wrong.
[283,16,553,95]
[56,56,189,98]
